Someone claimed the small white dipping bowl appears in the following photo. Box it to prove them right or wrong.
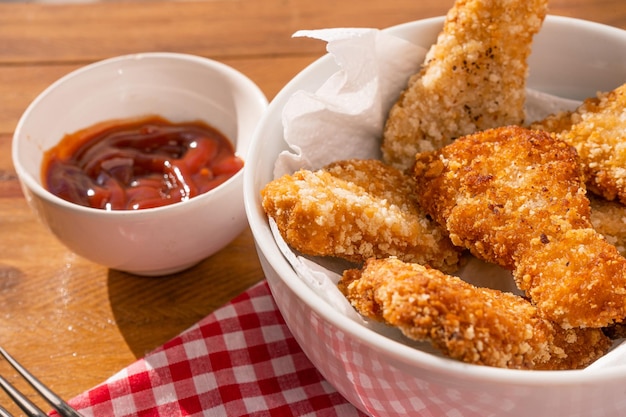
[244,16,626,417]
[13,52,268,276]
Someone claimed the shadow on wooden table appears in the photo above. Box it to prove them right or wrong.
[106,228,265,358]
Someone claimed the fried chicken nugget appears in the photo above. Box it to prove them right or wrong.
[531,83,626,204]
[339,257,611,369]
[261,159,461,271]
[414,126,626,328]
[381,0,548,170]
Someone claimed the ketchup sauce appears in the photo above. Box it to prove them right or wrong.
[42,116,243,210]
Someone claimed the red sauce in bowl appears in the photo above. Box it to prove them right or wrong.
[42,116,243,210]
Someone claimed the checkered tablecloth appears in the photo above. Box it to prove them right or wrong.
[50,281,366,417]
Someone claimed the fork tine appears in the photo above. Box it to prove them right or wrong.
[0,375,47,417]
[0,404,15,417]
[0,348,83,417]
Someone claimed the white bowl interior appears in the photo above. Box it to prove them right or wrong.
[244,15,626,416]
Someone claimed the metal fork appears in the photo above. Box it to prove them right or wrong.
[0,347,83,417]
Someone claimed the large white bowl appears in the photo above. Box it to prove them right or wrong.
[14,52,268,276]
[244,16,626,417]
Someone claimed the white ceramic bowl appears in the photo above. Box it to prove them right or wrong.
[13,52,268,276]
[244,16,626,417]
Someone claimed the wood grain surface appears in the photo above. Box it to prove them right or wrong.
[0,0,624,414]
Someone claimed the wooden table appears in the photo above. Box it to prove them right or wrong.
[0,0,624,414]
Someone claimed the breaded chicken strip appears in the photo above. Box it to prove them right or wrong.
[382,0,548,170]
[339,257,611,369]
[414,126,626,328]
[531,83,626,204]
[261,159,461,271]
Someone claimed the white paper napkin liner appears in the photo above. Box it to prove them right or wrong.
[275,28,426,178]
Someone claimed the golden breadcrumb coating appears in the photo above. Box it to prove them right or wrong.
[414,126,626,328]
[261,159,461,271]
[414,126,586,268]
[529,110,575,134]
[589,194,626,257]
[381,0,548,170]
[532,83,626,204]
[339,257,611,369]
[531,93,626,255]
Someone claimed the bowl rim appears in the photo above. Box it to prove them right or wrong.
[244,14,626,384]
[12,51,268,216]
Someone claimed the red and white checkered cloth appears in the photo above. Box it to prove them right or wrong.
[50,281,366,417]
